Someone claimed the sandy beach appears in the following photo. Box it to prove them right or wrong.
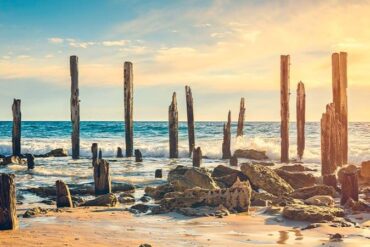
[0,205,369,247]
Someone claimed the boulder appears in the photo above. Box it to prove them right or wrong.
[45,148,68,157]
[23,207,53,218]
[0,155,23,166]
[118,193,135,204]
[304,195,334,207]
[178,205,230,217]
[211,165,251,188]
[144,183,174,200]
[233,149,268,160]
[130,204,150,214]
[251,190,303,207]
[168,166,218,191]
[278,164,316,172]
[275,169,316,189]
[360,161,370,179]
[240,163,294,195]
[282,204,344,222]
[290,185,336,200]
[80,193,117,207]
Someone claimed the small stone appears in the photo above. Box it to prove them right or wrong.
[305,195,334,207]
[155,169,162,178]
[329,233,343,242]
[130,204,150,213]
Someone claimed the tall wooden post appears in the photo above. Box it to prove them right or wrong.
[340,171,358,205]
[280,55,290,163]
[93,159,111,195]
[332,52,348,165]
[185,86,195,156]
[56,180,73,208]
[70,55,80,159]
[193,147,202,167]
[169,92,178,158]
[222,111,232,159]
[12,99,21,156]
[91,143,98,166]
[236,97,245,137]
[296,82,305,160]
[124,61,134,157]
[0,174,18,230]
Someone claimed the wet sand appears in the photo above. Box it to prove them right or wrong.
[0,207,369,247]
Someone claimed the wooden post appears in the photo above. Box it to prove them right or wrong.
[236,97,245,137]
[155,169,163,178]
[296,81,305,160]
[134,149,143,162]
[332,52,348,165]
[117,147,123,158]
[230,155,238,166]
[192,147,202,167]
[56,180,73,208]
[169,92,178,158]
[340,171,358,205]
[124,61,134,157]
[185,86,195,156]
[93,159,111,195]
[26,154,35,170]
[98,149,102,160]
[0,174,18,230]
[280,55,290,163]
[12,99,21,156]
[91,143,98,162]
[222,111,232,159]
[70,55,80,159]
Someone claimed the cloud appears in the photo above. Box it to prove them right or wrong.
[69,41,96,48]
[102,40,129,47]
[48,37,64,44]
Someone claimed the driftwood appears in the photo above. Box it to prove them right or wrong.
[192,147,202,167]
[340,171,358,205]
[12,99,21,156]
[135,149,143,162]
[0,174,18,230]
[222,111,232,159]
[332,52,348,165]
[26,154,35,169]
[296,81,305,160]
[70,55,80,159]
[168,92,178,158]
[124,61,134,157]
[93,159,111,195]
[56,180,73,208]
[280,55,290,163]
[185,86,195,155]
[236,97,245,137]
[117,147,123,158]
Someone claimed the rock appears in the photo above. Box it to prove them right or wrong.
[263,206,282,215]
[253,161,275,167]
[80,193,118,207]
[211,165,251,188]
[118,193,135,204]
[144,183,174,200]
[240,163,294,196]
[155,169,162,178]
[168,165,218,191]
[0,155,23,166]
[135,149,143,162]
[343,198,370,212]
[275,169,316,189]
[251,190,302,207]
[130,204,150,213]
[230,155,238,166]
[301,223,322,230]
[282,204,344,222]
[290,185,336,200]
[45,148,68,157]
[40,199,55,205]
[23,207,50,218]
[279,164,316,172]
[329,233,343,242]
[139,196,151,203]
[139,244,152,247]
[178,205,230,217]
[305,195,334,207]
[233,149,268,160]
[337,165,358,184]
[360,161,370,179]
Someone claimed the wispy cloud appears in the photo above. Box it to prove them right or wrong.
[48,37,64,44]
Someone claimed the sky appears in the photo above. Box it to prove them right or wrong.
[1,0,370,121]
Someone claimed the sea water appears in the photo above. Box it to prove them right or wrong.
[0,121,369,203]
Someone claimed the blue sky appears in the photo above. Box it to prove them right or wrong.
[1,0,370,121]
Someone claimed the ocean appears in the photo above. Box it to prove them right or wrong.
[0,121,369,204]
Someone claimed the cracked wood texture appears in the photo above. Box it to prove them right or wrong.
[169,92,178,158]
[70,56,80,159]
[12,99,21,156]
[185,86,195,156]
[124,62,134,157]
[236,97,245,137]
[280,55,290,163]
[222,111,232,159]
[0,174,18,230]
[296,82,305,160]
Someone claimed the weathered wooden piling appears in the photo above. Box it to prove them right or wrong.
[280,55,290,163]
[26,154,35,169]
[91,143,98,164]
[222,111,232,159]
[185,86,195,155]
[56,180,73,208]
[93,159,111,195]
[192,147,202,167]
[12,99,21,156]
[236,97,245,137]
[117,147,123,158]
[332,52,348,165]
[230,155,238,167]
[168,92,178,158]
[135,149,143,162]
[340,171,358,205]
[70,55,80,159]
[124,61,134,157]
[155,169,163,178]
[0,174,18,230]
[296,81,305,160]
[98,149,102,160]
